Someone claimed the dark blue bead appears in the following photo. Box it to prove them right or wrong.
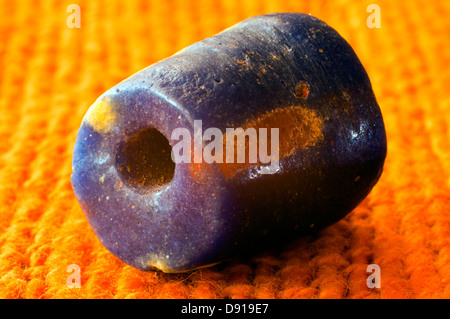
[71,13,387,272]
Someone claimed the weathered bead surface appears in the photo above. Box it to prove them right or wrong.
[71,13,387,273]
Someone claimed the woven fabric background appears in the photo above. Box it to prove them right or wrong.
[0,0,449,299]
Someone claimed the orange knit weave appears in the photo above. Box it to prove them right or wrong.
[0,0,449,299]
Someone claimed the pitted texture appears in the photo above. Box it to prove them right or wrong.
[0,0,449,298]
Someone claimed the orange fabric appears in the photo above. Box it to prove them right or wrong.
[0,0,449,299]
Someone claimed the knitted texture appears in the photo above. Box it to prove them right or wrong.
[0,0,449,299]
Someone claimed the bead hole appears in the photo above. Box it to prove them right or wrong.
[116,127,175,191]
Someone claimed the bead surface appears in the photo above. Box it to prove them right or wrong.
[71,12,387,273]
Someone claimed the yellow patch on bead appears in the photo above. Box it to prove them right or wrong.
[84,96,117,133]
